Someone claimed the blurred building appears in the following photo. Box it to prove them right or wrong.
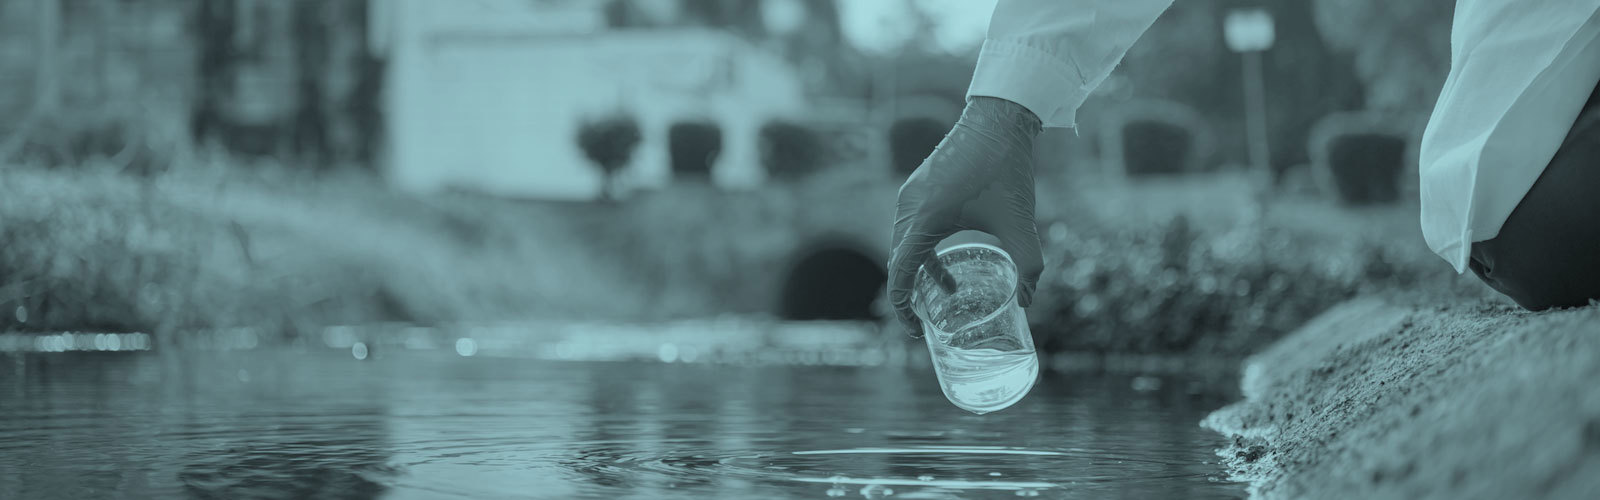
[0,0,380,169]
[375,0,808,200]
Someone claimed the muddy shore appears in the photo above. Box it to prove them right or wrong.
[1204,296,1600,499]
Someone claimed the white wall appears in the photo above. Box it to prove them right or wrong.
[382,0,806,200]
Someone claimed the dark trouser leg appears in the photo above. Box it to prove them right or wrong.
[1469,83,1600,310]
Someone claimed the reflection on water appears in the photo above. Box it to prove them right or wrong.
[1,347,1243,499]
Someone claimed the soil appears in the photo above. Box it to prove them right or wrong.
[1204,295,1600,499]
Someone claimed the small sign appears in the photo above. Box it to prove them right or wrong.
[1224,9,1275,52]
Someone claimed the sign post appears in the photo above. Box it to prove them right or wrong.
[1224,9,1275,176]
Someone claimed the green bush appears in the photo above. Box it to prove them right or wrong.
[0,162,657,339]
[1028,214,1439,356]
[577,114,642,199]
[759,120,826,181]
[1327,133,1406,205]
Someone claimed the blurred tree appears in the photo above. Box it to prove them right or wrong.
[338,0,386,169]
[1327,133,1407,205]
[1121,120,1194,176]
[35,0,61,116]
[0,0,62,163]
[190,1,236,148]
[1257,0,1366,177]
[678,0,764,35]
[577,114,643,201]
[188,0,384,169]
[601,0,650,27]
[1119,0,1364,175]
[771,0,855,96]
[1312,0,1452,113]
[888,117,948,177]
[292,0,331,168]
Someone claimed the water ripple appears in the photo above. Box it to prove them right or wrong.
[1,349,1242,499]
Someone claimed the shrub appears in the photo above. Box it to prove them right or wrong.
[668,121,722,181]
[1028,214,1438,356]
[759,120,826,181]
[1120,119,1194,176]
[1327,133,1406,205]
[577,114,642,200]
[889,118,949,176]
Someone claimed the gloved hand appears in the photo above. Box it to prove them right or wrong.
[888,96,1046,338]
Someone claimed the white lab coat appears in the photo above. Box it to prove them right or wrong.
[969,0,1600,272]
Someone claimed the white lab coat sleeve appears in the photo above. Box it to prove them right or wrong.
[967,0,1175,128]
[1418,0,1600,272]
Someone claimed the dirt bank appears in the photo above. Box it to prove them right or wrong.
[1204,296,1600,499]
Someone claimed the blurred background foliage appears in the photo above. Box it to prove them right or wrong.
[0,0,1483,357]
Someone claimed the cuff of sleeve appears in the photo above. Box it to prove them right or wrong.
[966,39,1087,129]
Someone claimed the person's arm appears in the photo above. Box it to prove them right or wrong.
[968,0,1175,129]
[887,0,1173,337]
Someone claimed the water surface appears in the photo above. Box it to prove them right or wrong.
[1,348,1243,499]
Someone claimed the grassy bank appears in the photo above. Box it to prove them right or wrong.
[0,160,655,340]
[1026,172,1496,356]
[0,158,900,342]
[3,161,1500,358]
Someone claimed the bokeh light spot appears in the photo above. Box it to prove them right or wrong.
[455,338,478,357]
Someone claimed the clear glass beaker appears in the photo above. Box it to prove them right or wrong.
[912,243,1039,414]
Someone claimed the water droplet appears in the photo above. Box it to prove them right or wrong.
[859,484,893,497]
[455,338,478,357]
[1048,222,1069,243]
[1131,376,1162,392]
[352,342,369,360]
[140,283,162,306]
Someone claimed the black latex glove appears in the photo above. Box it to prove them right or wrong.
[888,96,1046,338]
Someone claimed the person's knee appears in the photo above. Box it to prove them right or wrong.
[1504,285,1585,311]
[1472,243,1599,311]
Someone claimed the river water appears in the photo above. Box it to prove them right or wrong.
[0,348,1244,499]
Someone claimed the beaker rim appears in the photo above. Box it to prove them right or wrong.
[912,242,1019,337]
